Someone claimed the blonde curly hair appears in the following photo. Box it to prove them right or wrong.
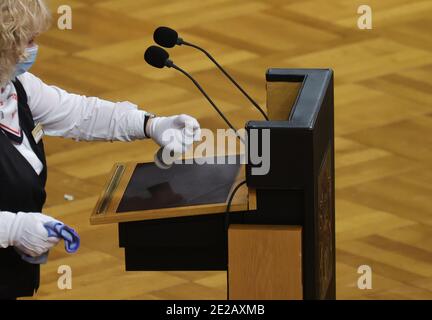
[0,0,51,85]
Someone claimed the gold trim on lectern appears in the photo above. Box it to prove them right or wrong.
[95,164,125,215]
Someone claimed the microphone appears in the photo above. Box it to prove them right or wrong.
[153,26,182,48]
[153,26,269,121]
[144,45,173,68]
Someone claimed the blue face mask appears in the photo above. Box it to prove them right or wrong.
[14,45,39,78]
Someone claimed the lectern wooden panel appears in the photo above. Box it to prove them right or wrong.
[228,225,302,300]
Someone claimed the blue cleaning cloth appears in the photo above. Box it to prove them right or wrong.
[45,221,80,253]
[19,222,80,264]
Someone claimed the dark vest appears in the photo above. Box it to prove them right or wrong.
[0,79,47,298]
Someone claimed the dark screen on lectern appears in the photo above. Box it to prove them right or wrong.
[116,155,242,213]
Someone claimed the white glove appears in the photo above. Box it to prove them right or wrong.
[147,114,201,153]
[0,212,61,257]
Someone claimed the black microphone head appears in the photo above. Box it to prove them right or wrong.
[144,45,170,68]
[154,26,179,48]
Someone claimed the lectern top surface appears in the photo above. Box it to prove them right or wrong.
[90,155,251,225]
[116,155,241,213]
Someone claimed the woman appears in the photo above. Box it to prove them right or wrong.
[0,0,201,299]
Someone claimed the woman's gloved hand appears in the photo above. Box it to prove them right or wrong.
[0,211,61,257]
[146,114,201,153]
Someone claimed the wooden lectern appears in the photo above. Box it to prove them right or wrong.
[90,69,335,300]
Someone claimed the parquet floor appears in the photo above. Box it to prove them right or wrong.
[25,0,432,299]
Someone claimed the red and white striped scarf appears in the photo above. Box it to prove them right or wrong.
[0,81,22,144]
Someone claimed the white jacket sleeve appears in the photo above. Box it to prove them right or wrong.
[17,72,148,142]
